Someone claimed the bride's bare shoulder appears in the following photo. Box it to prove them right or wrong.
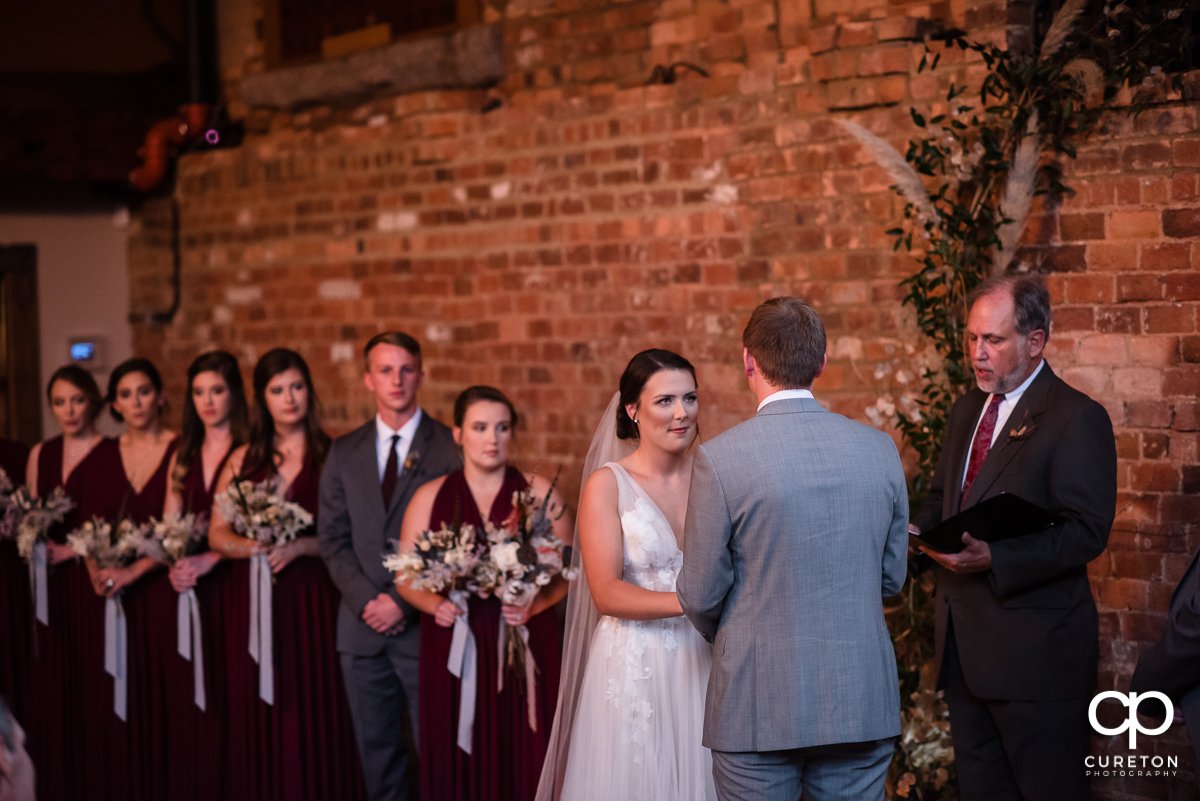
[581,463,619,506]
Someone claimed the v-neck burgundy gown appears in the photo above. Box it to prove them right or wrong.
[160,446,233,801]
[222,455,365,801]
[97,437,179,801]
[418,467,562,801]
[26,436,125,801]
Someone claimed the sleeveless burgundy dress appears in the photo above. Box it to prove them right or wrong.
[98,437,179,801]
[223,455,366,801]
[419,467,562,801]
[26,436,126,801]
[161,447,233,801]
[0,438,29,720]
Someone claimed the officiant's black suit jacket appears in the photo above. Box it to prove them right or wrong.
[914,363,1117,700]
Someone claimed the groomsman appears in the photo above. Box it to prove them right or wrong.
[319,332,458,800]
[1131,546,1200,768]
[912,277,1117,800]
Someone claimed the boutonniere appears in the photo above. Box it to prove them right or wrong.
[402,450,421,475]
[1005,412,1037,443]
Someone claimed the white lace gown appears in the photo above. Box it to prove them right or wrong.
[559,463,716,801]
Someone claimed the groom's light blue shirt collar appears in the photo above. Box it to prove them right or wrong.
[756,388,814,413]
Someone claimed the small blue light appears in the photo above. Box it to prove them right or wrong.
[70,342,94,361]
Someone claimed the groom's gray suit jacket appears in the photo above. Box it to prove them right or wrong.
[319,413,459,654]
[679,397,908,753]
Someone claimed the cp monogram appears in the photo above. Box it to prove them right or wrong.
[1088,691,1175,749]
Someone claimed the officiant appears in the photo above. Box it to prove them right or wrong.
[910,277,1117,801]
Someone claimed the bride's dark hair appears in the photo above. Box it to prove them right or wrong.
[615,349,697,440]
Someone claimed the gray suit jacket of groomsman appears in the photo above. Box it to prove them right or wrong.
[319,412,459,655]
[679,397,909,753]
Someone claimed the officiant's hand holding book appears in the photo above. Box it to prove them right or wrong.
[910,493,1063,574]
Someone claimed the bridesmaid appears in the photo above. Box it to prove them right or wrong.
[0,435,30,719]
[92,358,178,801]
[161,351,249,801]
[208,348,365,801]
[397,386,572,801]
[23,366,125,801]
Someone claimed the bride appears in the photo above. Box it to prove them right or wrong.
[536,349,716,801]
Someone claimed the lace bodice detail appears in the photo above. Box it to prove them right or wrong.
[606,462,683,593]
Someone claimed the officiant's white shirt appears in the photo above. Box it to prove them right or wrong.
[757,388,815,412]
[376,408,422,480]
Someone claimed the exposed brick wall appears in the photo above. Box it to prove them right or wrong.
[127,1,1200,796]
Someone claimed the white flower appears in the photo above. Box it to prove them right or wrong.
[490,541,522,572]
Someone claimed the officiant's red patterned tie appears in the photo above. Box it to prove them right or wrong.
[382,434,400,508]
[960,394,1005,510]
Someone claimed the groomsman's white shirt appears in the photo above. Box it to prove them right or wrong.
[376,408,423,480]
[757,388,814,412]
[959,359,1045,490]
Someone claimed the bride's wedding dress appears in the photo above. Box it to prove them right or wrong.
[558,462,716,801]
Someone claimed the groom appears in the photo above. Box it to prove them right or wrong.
[319,332,458,800]
[679,297,908,800]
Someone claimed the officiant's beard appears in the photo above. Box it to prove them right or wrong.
[973,338,1033,394]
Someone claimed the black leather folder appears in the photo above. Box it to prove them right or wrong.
[910,493,1063,555]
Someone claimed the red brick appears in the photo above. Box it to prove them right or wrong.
[1060,213,1105,241]
[1065,275,1114,304]
[1166,273,1200,301]
[1054,307,1095,331]
[1099,578,1149,611]
[1117,274,1163,302]
[1125,400,1173,428]
[1121,143,1172,170]
[1163,208,1200,238]
[1145,304,1195,333]
[1140,242,1192,271]
[1164,366,1200,396]
[1174,139,1200,167]
[1110,210,1161,240]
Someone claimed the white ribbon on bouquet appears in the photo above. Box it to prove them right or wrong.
[104,593,128,721]
[30,541,49,625]
[247,552,274,705]
[177,588,206,710]
[446,589,477,754]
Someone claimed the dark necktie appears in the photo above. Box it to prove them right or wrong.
[960,394,1005,510]
[382,434,400,508]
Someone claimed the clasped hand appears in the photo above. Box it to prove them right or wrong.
[363,593,406,636]
[169,552,221,592]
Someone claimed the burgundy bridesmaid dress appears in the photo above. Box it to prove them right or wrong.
[0,438,30,721]
[26,436,125,801]
[223,456,366,801]
[162,447,232,801]
[106,437,178,801]
[418,467,562,801]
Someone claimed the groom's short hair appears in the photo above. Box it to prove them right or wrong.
[742,297,826,389]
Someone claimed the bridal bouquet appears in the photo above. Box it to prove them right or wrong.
[216,478,312,547]
[383,522,486,594]
[132,512,203,565]
[66,516,143,568]
[11,486,76,560]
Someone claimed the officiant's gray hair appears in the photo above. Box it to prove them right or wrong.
[743,296,826,389]
[967,276,1052,340]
